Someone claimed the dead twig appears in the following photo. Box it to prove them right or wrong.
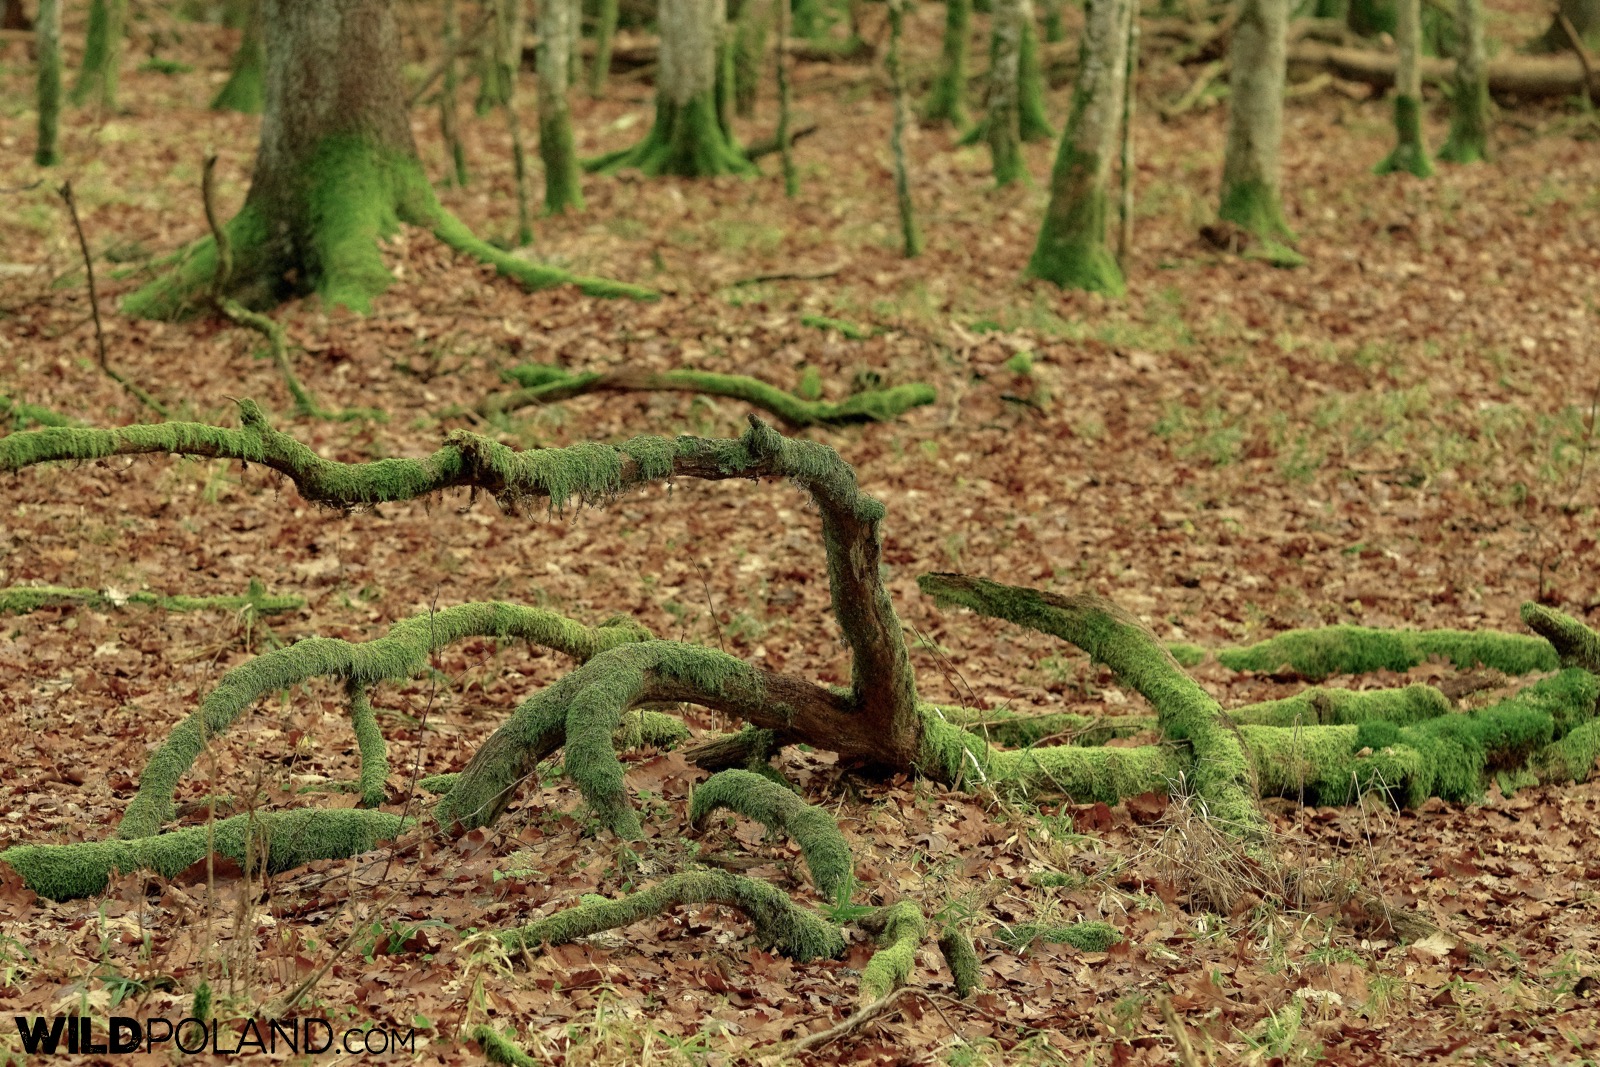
[1158,995,1203,1067]
[59,180,169,417]
[783,986,919,1053]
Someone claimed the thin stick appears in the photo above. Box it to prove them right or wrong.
[201,154,232,294]
[776,0,797,197]
[786,986,916,1053]
[1157,996,1201,1067]
[407,7,494,108]
[59,181,169,416]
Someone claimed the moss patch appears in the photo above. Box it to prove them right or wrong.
[1217,626,1558,681]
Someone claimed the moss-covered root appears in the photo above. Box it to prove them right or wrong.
[937,925,982,997]
[1,395,76,429]
[857,900,928,1004]
[1230,683,1450,728]
[0,581,302,617]
[689,769,854,902]
[1520,603,1600,673]
[114,603,652,839]
[1003,920,1120,951]
[481,364,935,428]
[1374,95,1434,178]
[613,709,693,751]
[418,203,657,301]
[585,94,757,178]
[930,702,1153,747]
[1537,720,1600,783]
[0,809,408,902]
[471,1026,538,1067]
[918,573,1264,842]
[1217,625,1558,681]
[348,682,389,808]
[497,869,845,962]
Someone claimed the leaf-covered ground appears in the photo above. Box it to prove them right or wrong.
[2,0,1600,1062]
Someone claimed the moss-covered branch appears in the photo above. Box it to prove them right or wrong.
[1,809,408,901]
[0,580,301,617]
[1520,603,1600,673]
[472,1027,538,1067]
[1216,625,1558,681]
[857,900,927,1003]
[999,919,1120,951]
[496,869,844,962]
[689,769,854,901]
[479,363,935,428]
[1,395,75,429]
[114,602,651,839]
[938,925,981,996]
[918,572,1265,841]
[1229,683,1451,727]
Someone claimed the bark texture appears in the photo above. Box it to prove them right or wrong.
[1437,0,1490,163]
[1220,0,1293,247]
[1374,0,1432,177]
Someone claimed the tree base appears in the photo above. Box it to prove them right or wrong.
[123,138,652,320]
[1219,178,1297,256]
[586,93,756,178]
[1375,95,1435,178]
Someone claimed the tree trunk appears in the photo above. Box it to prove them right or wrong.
[733,0,770,117]
[2,0,30,31]
[35,0,59,167]
[887,0,921,256]
[985,0,1024,185]
[476,0,524,113]
[589,0,755,176]
[540,0,584,211]
[124,0,652,319]
[1374,0,1430,177]
[211,0,265,113]
[1024,0,1130,293]
[590,0,619,96]
[1219,0,1293,249]
[1535,0,1600,52]
[924,0,971,126]
[71,0,123,111]
[1437,0,1489,163]
[438,0,469,185]
[1017,0,1053,141]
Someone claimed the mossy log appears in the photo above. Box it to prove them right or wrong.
[472,1026,538,1067]
[690,769,854,901]
[1,396,75,429]
[479,363,935,428]
[857,900,928,1003]
[1216,624,1557,680]
[496,868,845,962]
[0,809,408,901]
[111,602,651,839]
[938,925,982,996]
[999,919,1121,950]
[0,580,301,617]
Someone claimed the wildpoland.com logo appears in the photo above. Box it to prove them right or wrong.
[14,1015,418,1056]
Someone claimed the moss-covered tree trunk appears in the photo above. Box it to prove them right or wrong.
[887,0,921,255]
[590,0,756,176]
[439,0,470,185]
[539,0,585,211]
[733,0,771,117]
[1437,0,1490,163]
[125,0,651,320]
[2,0,30,31]
[977,0,1024,185]
[1017,0,1053,141]
[1219,0,1294,254]
[477,0,524,113]
[211,0,265,113]
[36,0,61,167]
[71,0,124,111]
[1024,0,1130,293]
[1374,0,1431,177]
[591,0,620,96]
[924,0,971,126]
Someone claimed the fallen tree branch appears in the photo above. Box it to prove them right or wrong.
[0,580,301,616]
[1287,39,1593,97]
[690,768,855,901]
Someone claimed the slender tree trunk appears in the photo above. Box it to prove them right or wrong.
[540,0,585,212]
[1535,0,1600,51]
[590,0,619,96]
[1024,0,1131,292]
[1039,0,1065,42]
[440,0,470,186]
[72,0,124,111]
[589,0,755,176]
[776,0,797,194]
[924,0,971,126]
[211,0,265,113]
[1017,0,1053,141]
[570,0,586,89]
[733,0,771,117]
[36,0,60,167]
[985,0,1024,186]
[1375,0,1431,176]
[1219,0,1294,247]
[888,0,921,256]
[1118,0,1137,264]
[477,0,524,113]
[1437,0,1490,163]
[500,0,535,242]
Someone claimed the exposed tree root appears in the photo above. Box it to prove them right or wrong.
[0,579,301,617]
[937,925,982,996]
[479,363,935,428]
[0,809,408,901]
[0,395,75,429]
[1216,624,1557,680]
[857,900,928,1004]
[998,920,1121,951]
[472,1026,538,1067]
[496,869,845,962]
[690,769,854,901]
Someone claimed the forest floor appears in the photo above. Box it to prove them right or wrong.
[2,0,1600,1063]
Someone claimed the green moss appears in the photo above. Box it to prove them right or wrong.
[539,108,585,215]
[587,92,756,178]
[690,769,854,902]
[0,581,301,617]
[1,395,75,429]
[1027,178,1124,295]
[1166,642,1206,668]
[473,1026,538,1067]
[419,773,459,795]
[348,683,388,808]
[613,709,691,751]
[932,703,1152,748]
[919,711,1184,800]
[799,314,873,341]
[423,205,656,300]
[1017,19,1053,142]
[497,869,844,962]
[122,204,270,319]
[113,601,650,839]
[35,0,60,166]
[71,0,122,109]
[1000,920,1120,951]
[859,900,927,1002]
[1538,720,1600,782]
[210,11,263,113]
[1520,603,1600,673]
[1218,178,1295,245]
[1217,626,1558,681]
[1374,95,1434,178]
[938,925,982,996]
[1231,683,1450,728]
[1,809,408,901]
[920,574,1264,842]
